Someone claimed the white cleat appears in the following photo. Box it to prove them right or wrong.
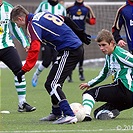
[32,73,39,87]
[39,113,62,121]
[53,116,77,124]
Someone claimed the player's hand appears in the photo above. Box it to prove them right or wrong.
[17,70,25,83]
[83,33,91,45]
[79,83,90,90]
[24,46,30,52]
[117,40,127,47]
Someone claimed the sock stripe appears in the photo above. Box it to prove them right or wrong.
[83,99,95,105]
[18,91,26,95]
[83,103,93,108]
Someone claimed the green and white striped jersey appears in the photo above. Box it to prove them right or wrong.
[35,1,66,16]
[88,46,133,92]
[0,1,29,49]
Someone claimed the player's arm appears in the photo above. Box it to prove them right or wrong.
[63,16,91,45]
[112,6,126,47]
[9,21,30,50]
[22,40,40,72]
[85,5,96,25]
[17,40,41,83]
[87,58,109,87]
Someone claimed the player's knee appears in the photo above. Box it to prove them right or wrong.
[82,90,95,98]
[42,61,51,68]
[44,81,51,93]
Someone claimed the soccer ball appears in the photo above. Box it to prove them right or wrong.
[70,102,86,122]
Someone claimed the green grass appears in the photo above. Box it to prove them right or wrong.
[0,67,133,133]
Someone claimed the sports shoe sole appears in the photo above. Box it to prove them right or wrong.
[98,109,120,120]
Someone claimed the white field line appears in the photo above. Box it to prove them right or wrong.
[0,129,132,133]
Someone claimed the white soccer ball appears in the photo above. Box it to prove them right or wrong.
[70,102,86,122]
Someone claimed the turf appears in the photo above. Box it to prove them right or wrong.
[0,67,133,133]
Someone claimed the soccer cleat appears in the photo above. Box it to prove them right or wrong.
[32,73,39,87]
[79,67,85,81]
[39,113,62,121]
[79,75,85,81]
[83,114,92,121]
[53,116,77,124]
[96,109,120,120]
[18,102,36,112]
[67,75,73,83]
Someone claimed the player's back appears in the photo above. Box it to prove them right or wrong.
[31,12,82,51]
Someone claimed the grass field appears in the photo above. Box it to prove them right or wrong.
[0,67,133,133]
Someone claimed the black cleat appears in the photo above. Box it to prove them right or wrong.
[18,102,36,112]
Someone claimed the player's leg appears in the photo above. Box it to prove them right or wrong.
[41,46,83,124]
[94,81,133,120]
[67,71,73,82]
[82,79,127,121]
[1,47,36,112]
[79,46,85,81]
[93,103,120,120]
[32,44,55,87]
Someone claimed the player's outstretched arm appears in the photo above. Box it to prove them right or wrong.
[79,83,90,90]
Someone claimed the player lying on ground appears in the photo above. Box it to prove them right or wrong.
[80,29,133,121]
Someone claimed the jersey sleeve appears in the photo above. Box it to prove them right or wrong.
[112,6,124,43]
[113,46,133,67]
[85,5,96,25]
[9,21,30,48]
[88,58,109,87]
[22,40,41,72]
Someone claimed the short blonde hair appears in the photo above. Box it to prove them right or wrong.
[10,5,29,21]
[96,29,115,44]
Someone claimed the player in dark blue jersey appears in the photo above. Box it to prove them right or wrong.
[66,0,96,82]
[10,5,85,124]
[112,0,133,54]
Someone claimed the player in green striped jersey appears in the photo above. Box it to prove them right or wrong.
[0,0,36,112]
[80,29,133,121]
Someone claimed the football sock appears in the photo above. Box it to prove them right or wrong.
[35,63,45,76]
[59,100,75,117]
[82,94,95,115]
[52,105,62,116]
[14,75,26,106]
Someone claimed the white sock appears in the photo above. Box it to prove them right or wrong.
[18,95,26,107]
[14,75,26,107]
[82,93,95,115]
[35,63,45,76]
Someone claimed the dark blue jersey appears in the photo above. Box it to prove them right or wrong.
[27,12,82,51]
[112,0,133,51]
[66,3,95,30]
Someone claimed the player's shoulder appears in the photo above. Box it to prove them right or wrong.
[117,3,127,13]
[84,4,93,10]
[3,1,13,8]
[57,3,66,9]
[39,1,48,6]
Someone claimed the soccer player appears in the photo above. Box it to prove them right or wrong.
[66,0,96,82]
[10,5,85,124]
[112,0,133,54]
[0,0,36,112]
[32,0,66,87]
[80,29,133,121]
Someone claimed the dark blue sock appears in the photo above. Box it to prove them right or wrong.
[52,106,62,116]
[59,100,75,117]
